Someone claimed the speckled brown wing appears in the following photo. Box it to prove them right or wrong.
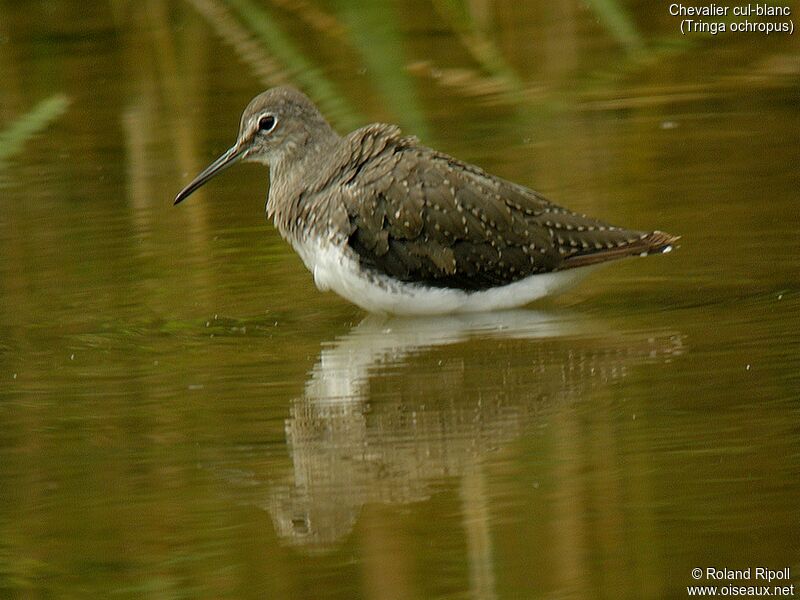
[340,126,677,291]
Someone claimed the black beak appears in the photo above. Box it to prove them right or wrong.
[174,142,248,205]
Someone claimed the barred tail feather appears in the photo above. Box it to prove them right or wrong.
[562,231,680,269]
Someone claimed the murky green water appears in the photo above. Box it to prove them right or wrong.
[1,1,798,598]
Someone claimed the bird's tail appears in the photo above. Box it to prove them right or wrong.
[562,230,680,269]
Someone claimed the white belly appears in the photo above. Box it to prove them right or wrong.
[291,240,590,316]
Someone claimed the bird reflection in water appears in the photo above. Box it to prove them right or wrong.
[252,310,684,551]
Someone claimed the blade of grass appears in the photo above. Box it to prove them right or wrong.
[584,0,644,52]
[332,1,430,138]
[224,0,362,130]
[0,94,70,164]
[432,0,524,92]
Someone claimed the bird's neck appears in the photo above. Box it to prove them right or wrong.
[267,129,347,244]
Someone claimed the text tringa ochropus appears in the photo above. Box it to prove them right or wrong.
[175,87,678,315]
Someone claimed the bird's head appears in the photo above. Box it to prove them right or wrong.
[174,86,333,205]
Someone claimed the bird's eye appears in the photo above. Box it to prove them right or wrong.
[258,115,277,132]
